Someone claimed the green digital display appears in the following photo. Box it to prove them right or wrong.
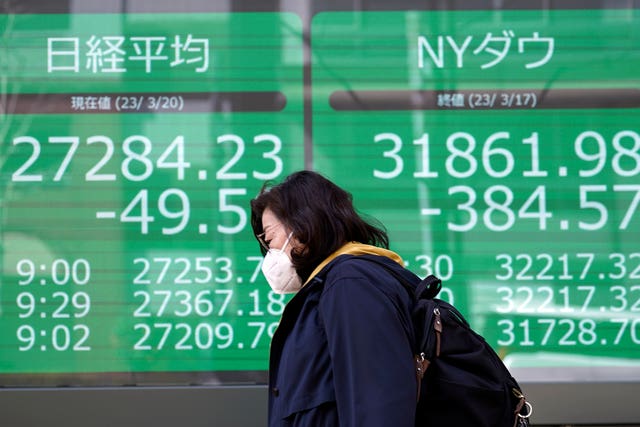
[0,13,304,385]
[312,10,640,372]
[1,7,639,389]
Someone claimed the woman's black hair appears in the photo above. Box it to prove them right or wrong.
[250,170,389,281]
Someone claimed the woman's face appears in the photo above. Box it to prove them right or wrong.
[260,208,293,255]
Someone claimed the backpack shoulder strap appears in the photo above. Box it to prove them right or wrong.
[415,274,442,300]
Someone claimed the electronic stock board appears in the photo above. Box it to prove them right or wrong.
[1,11,303,386]
[1,2,639,423]
[312,9,640,384]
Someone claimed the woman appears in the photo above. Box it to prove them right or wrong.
[250,170,417,426]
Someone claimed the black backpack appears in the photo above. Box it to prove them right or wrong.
[357,255,533,427]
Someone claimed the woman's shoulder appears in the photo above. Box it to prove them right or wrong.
[321,254,410,296]
[317,255,415,324]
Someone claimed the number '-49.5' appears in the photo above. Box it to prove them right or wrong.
[118,188,248,235]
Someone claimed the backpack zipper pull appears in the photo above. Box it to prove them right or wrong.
[433,308,442,357]
[415,352,429,401]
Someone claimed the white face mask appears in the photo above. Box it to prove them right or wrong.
[261,232,302,294]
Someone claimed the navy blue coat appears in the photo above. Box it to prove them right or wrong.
[268,254,417,426]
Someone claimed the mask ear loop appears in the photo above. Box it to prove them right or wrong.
[280,231,294,252]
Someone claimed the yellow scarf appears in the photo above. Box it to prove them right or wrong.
[304,242,404,285]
